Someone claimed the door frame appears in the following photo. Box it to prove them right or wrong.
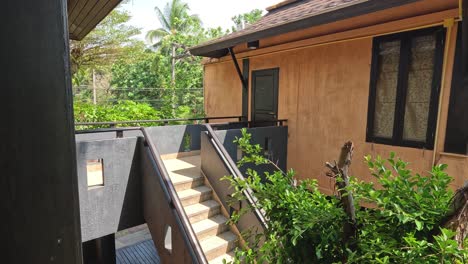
[251,68,280,124]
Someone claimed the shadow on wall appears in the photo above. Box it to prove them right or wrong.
[145,125,206,155]
[214,126,289,176]
[76,136,144,243]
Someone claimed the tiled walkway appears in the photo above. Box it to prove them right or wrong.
[116,239,160,264]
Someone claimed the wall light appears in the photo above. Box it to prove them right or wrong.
[247,40,259,49]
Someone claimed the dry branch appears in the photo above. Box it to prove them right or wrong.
[441,183,468,248]
[325,141,357,250]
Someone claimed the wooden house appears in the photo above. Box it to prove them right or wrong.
[190,0,468,193]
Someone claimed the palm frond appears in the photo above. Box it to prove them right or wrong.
[146,28,169,44]
[155,6,170,31]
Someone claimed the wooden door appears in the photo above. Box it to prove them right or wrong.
[251,68,279,126]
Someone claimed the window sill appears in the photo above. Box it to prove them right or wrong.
[439,152,468,159]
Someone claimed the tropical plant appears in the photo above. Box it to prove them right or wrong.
[223,129,468,263]
[146,0,202,48]
[231,9,263,31]
[74,101,162,129]
[70,9,144,81]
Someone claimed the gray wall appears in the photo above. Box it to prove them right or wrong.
[75,130,143,142]
[146,125,205,154]
[214,126,288,173]
[200,133,265,243]
[0,0,82,262]
[76,137,144,242]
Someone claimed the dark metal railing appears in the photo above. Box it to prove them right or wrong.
[75,116,244,129]
[204,123,269,228]
[209,119,288,130]
[141,127,208,264]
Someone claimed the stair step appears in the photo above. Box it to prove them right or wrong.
[209,252,235,264]
[169,171,204,191]
[178,185,212,206]
[184,200,220,223]
[200,232,238,261]
[192,215,229,240]
[163,156,203,191]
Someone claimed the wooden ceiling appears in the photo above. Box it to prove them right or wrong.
[68,0,122,40]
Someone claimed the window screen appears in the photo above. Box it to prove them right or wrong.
[367,27,445,149]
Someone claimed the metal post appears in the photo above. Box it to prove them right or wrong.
[93,69,96,105]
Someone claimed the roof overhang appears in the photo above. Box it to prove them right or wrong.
[68,0,123,40]
[190,0,420,58]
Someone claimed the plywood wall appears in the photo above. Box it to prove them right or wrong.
[203,16,463,193]
[204,62,242,118]
[246,39,437,194]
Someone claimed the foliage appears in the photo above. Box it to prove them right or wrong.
[231,9,263,31]
[111,51,161,90]
[223,129,346,263]
[348,154,464,263]
[70,8,144,83]
[74,101,162,129]
[71,3,265,123]
[223,129,468,263]
[146,0,202,48]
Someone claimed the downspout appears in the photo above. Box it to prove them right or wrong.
[432,18,455,166]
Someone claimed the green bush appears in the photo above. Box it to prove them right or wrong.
[224,129,468,264]
[74,101,162,129]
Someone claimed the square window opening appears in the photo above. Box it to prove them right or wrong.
[87,159,104,188]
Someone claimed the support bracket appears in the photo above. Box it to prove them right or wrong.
[228,47,247,87]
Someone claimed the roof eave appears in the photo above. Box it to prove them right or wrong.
[189,0,420,58]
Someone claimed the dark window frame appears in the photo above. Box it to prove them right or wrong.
[366,26,446,150]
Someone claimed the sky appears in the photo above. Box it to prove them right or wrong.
[120,0,279,41]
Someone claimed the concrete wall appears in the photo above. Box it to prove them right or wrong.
[141,146,194,264]
[146,125,205,154]
[76,137,144,242]
[200,133,265,245]
[214,126,288,173]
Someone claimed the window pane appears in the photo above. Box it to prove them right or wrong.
[403,35,436,142]
[373,40,400,138]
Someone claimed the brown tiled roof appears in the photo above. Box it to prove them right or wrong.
[190,0,418,57]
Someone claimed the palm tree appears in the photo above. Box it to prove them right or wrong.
[146,0,201,48]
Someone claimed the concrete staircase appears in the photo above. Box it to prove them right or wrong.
[162,155,237,264]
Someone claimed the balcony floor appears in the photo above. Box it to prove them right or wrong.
[116,239,160,264]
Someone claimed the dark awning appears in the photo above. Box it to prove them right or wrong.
[68,0,123,40]
[189,0,420,58]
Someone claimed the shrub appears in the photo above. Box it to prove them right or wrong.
[74,101,162,129]
[224,129,468,263]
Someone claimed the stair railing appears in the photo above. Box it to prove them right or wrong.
[204,124,269,228]
[141,127,208,264]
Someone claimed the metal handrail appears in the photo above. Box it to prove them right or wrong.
[141,127,208,264]
[75,116,244,128]
[204,124,269,228]
[209,119,288,130]
[76,126,208,264]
